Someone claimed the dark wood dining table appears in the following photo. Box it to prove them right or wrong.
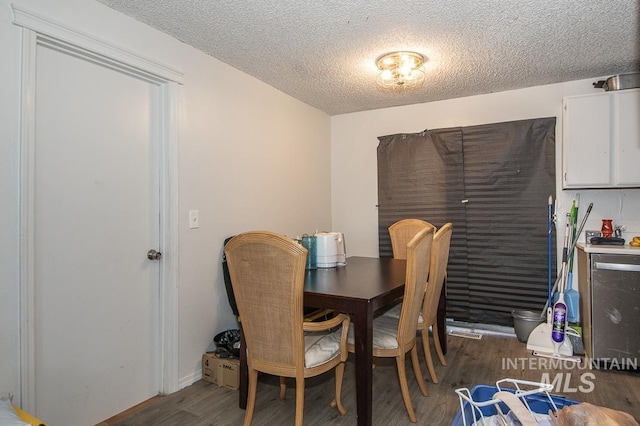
[238,255,446,426]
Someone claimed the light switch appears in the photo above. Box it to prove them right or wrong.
[189,210,199,229]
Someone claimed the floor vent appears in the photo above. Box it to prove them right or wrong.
[448,330,483,340]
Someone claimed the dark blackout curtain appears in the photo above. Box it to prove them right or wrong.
[377,118,556,325]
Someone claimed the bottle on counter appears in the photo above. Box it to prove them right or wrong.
[601,219,613,238]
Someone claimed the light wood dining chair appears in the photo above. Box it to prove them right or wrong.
[385,218,436,318]
[224,231,350,426]
[389,219,437,260]
[347,227,434,423]
[418,223,453,383]
[385,223,453,384]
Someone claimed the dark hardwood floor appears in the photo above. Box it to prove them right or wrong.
[101,331,640,425]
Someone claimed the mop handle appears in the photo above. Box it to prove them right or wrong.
[547,196,553,306]
[557,203,593,286]
[559,213,571,293]
[562,213,570,263]
[568,202,593,259]
[568,197,579,272]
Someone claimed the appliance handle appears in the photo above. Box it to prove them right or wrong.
[594,262,640,272]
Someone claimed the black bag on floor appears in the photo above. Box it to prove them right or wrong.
[213,329,240,358]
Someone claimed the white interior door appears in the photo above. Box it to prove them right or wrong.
[33,43,160,426]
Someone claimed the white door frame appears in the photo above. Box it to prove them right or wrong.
[12,5,182,411]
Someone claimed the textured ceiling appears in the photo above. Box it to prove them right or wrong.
[95,0,639,116]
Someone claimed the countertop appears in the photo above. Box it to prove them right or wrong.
[577,242,640,255]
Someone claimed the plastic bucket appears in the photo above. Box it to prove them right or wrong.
[511,310,545,343]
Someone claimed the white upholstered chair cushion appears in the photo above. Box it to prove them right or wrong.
[383,302,424,324]
[345,312,406,350]
[304,331,342,368]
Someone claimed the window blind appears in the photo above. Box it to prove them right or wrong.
[377,118,556,325]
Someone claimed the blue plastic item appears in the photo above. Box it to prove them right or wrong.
[452,383,579,426]
[301,234,317,270]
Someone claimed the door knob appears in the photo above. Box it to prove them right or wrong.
[147,249,162,260]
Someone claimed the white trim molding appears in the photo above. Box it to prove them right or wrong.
[17,26,37,413]
[11,4,183,84]
[159,81,181,395]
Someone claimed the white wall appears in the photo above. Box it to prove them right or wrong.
[330,80,640,259]
[0,0,332,403]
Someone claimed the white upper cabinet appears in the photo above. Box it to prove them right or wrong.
[562,89,640,188]
[614,90,640,185]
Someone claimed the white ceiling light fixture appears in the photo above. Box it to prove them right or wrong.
[376,51,426,91]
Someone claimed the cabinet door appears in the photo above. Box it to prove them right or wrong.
[563,93,611,188]
[614,90,640,185]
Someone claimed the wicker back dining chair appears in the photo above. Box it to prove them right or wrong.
[347,226,434,423]
[224,231,350,426]
[384,223,454,384]
[419,222,453,383]
[389,219,437,260]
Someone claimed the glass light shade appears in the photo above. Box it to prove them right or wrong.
[376,51,426,91]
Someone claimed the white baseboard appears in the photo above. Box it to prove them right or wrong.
[178,369,201,390]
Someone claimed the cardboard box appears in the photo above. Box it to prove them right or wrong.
[202,353,239,390]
